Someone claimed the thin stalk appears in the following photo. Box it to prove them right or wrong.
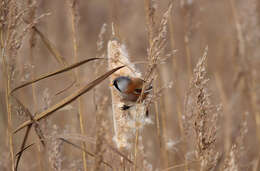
[110,0,120,38]
[133,129,139,171]
[27,0,44,169]
[169,11,189,170]
[143,0,170,168]
[68,1,88,170]
[229,0,260,162]
[1,6,15,167]
[182,6,193,78]
[159,96,169,167]
[214,73,231,152]
[2,1,23,170]
[2,39,15,171]
[155,96,161,145]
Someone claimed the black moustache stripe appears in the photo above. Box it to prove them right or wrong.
[113,81,121,92]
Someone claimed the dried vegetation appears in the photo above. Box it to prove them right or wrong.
[0,0,260,170]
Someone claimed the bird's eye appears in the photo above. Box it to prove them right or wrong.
[134,88,142,94]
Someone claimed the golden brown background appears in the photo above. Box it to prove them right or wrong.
[0,0,260,170]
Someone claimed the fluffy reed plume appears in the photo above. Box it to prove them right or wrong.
[145,3,173,81]
[107,37,148,149]
[184,47,219,170]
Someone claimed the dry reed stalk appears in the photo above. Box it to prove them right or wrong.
[228,0,245,60]
[110,0,120,39]
[184,34,192,78]
[33,27,69,67]
[224,0,246,154]
[168,10,189,170]
[143,1,173,168]
[214,72,232,152]
[0,1,24,170]
[144,0,169,167]
[153,85,166,166]
[1,1,50,169]
[26,1,45,170]
[168,5,185,138]
[32,26,78,95]
[25,0,37,111]
[68,1,88,170]
[133,128,139,171]
[15,143,35,168]
[181,1,194,78]
[229,1,260,166]
[1,43,14,170]
[158,95,169,167]
[58,138,112,169]
[153,69,171,168]
[3,61,15,171]
[52,132,133,165]
[107,38,147,150]
[26,0,37,110]
[163,160,200,171]
[15,125,32,171]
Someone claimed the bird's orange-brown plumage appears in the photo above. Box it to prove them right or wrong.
[125,77,150,101]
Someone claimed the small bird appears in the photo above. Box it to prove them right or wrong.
[111,76,152,106]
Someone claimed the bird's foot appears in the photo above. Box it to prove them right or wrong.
[120,105,132,110]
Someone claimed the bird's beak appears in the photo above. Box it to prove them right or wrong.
[109,83,114,87]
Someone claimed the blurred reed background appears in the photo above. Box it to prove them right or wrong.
[0,0,260,170]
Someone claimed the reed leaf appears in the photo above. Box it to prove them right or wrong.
[11,57,102,94]
[13,66,125,133]
[33,27,68,66]
[60,138,112,169]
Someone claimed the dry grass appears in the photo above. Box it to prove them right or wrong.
[1,0,260,170]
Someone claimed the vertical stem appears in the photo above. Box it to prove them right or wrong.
[110,0,120,38]
[6,68,15,171]
[155,95,161,144]
[27,0,45,169]
[1,3,15,166]
[134,129,139,171]
[184,34,192,78]
[2,43,15,171]
[228,0,245,59]
[182,6,193,78]
[214,73,231,152]
[154,78,169,168]
[169,10,189,171]
[229,1,260,163]
[143,0,170,168]
[68,1,87,170]
[159,95,169,167]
